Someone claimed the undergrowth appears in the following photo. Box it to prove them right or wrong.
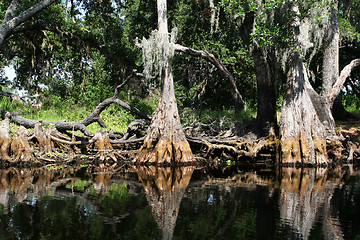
[0,96,157,134]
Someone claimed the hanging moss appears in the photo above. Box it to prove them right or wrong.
[140,27,178,81]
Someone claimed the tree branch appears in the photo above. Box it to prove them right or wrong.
[0,0,56,47]
[3,0,19,23]
[174,44,244,114]
[7,0,56,31]
[327,59,360,105]
[0,90,16,99]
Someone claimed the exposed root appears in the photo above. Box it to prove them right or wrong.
[10,126,35,162]
[188,136,276,161]
[0,112,11,161]
[34,121,54,155]
[90,129,118,162]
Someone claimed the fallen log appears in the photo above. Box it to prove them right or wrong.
[0,87,151,136]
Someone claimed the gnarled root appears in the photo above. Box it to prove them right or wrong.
[34,121,54,155]
[0,112,11,161]
[90,129,117,162]
[189,136,276,161]
[10,126,35,162]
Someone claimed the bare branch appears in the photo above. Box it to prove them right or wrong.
[0,90,16,99]
[327,59,360,105]
[114,69,138,98]
[174,43,244,114]
[0,82,151,137]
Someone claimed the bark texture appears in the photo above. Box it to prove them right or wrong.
[280,53,327,164]
[239,11,277,136]
[134,0,194,164]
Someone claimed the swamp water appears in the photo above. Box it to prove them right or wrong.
[0,164,359,240]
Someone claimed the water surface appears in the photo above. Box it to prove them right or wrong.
[0,164,359,240]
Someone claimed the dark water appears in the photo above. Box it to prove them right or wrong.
[0,164,359,240]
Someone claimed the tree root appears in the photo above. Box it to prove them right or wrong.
[90,129,118,162]
[10,126,36,162]
[188,136,276,161]
[0,112,11,161]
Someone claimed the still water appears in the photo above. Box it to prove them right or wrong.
[0,164,359,240]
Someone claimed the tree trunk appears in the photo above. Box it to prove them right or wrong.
[280,53,328,165]
[134,0,194,164]
[321,3,350,120]
[252,45,277,136]
[239,11,277,136]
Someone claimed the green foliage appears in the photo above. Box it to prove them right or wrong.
[66,180,92,192]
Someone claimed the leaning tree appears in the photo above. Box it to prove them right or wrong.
[134,0,194,164]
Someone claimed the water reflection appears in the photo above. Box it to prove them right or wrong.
[135,166,194,240]
[278,167,345,239]
[0,164,359,239]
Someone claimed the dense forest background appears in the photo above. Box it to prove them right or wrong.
[0,0,359,163]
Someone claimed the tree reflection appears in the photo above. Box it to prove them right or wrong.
[134,166,194,240]
[278,167,345,239]
[0,164,359,239]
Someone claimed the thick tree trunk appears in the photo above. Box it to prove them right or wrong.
[239,11,277,135]
[135,60,193,164]
[321,3,350,120]
[280,53,328,165]
[134,0,194,164]
[252,45,277,135]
